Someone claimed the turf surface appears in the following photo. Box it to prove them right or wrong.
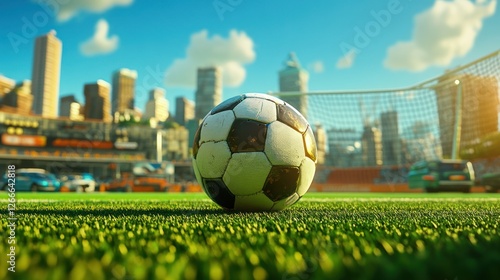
[1,192,500,280]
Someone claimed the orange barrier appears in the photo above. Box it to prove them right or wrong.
[311,183,419,192]
[326,167,385,184]
[185,183,203,193]
[168,184,182,192]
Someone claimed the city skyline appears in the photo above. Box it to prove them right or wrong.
[0,49,498,169]
[1,0,499,116]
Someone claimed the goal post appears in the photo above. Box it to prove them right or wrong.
[272,50,500,190]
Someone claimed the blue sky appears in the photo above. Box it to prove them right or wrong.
[1,0,499,115]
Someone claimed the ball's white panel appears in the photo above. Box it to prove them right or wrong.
[200,111,235,143]
[233,98,277,123]
[234,192,274,211]
[297,157,316,196]
[223,152,272,196]
[244,93,285,105]
[271,193,300,211]
[265,121,305,166]
[192,158,203,187]
[195,141,232,178]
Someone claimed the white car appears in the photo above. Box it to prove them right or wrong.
[59,173,97,192]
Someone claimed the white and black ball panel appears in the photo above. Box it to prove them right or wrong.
[195,141,232,178]
[265,121,305,166]
[233,97,277,123]
[227,119,267,153]
[234,192,274,211]
[243,93,285,105]
[223,152,272,196]
[263,166,300,202]
[210,95,245,115]
[297,157,316,196]
[303,126,318,163]
[192,123,202,159]
[277,103,309,133]
[192,159,205,193]
[203,178,235,209]
[199,110,235,143]
[271,193,300,211]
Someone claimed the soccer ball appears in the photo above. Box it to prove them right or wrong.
[192,93,317,211]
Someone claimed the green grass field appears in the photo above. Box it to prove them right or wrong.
[1,192,500,280]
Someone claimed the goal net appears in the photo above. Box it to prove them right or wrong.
[274,50,500,190]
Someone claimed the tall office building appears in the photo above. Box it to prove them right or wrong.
[0,75,15,100]
[435,73,499,158]
[401,122,442,163]
[31,30,62,118]
[84,80,112,123]
[327,128,362,167]
[278,52,309,118]
[195,67,222,119]
[175,97,195,126]
[112,68,137,115]
[70,102,84,121]
[143,87,169,122]
[0,80,33,115]
[381,111,401,166]
[361,125,382,166]
[59,95,83,120]
[59,95,76,117]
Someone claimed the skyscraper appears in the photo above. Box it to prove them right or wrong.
[59,95,76,117]
[278,52,309,118]
[400,122,442,163]
[361,125,382,166]
[435,73,499,158]
[143,87,169,122]
[0,75,15,100]
[59,95,83,120]
[31,30,62,118]
[0,80,33,115]
[175,97,195,126]
[327,128,362,167]
[195,67,222,119]
[381,111,401,166]
[112,68,137,115]
[84,80,112,123]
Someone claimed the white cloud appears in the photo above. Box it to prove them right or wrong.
[336,49,358,69]
[384,0,496,72]
[309,61,325,73]
[165,30,256,88]
[45,0,133,21]
[80,19,118,56]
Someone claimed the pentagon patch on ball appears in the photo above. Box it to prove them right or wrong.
[192,93,317,211]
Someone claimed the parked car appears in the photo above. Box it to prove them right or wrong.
[1,169,61,192]
[479,172,500,193]
[408,159,475,193]
[59,173,97,192]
